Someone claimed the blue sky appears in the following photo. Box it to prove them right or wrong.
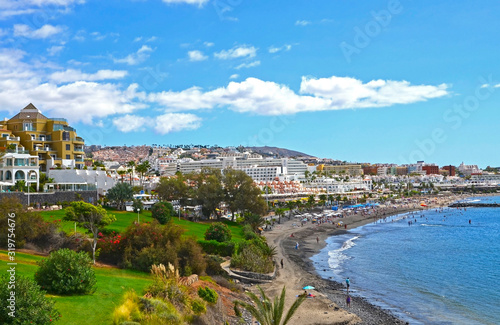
[0,0,499,167]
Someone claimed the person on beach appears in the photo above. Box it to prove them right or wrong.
[316,236,319,244]
[346,277,350,292]
[346,295,351,308]
[295,242,299,250]
[280,258,284,268]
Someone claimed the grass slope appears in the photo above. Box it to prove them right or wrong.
[0,250,152,325]
[40,208,245,241]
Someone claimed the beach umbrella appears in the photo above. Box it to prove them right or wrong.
[302,286,315,290]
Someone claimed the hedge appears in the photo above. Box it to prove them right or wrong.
[197,240,235,257]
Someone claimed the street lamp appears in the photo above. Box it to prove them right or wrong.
[137,208,141,223]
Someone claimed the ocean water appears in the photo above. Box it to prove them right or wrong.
[311,196,500,324]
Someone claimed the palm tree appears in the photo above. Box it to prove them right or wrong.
[136,161,151,188]
[127,161,136,185]
[117,170,126,183]
[236,286,305,325]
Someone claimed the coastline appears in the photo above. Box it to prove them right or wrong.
[258,194,470,324]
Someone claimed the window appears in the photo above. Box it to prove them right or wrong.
[23,122,33,131]
[62,132,70,141]
[66,144,70,150]
[31,134,35,140]
[66,155,70,159]
[2,134,8,138]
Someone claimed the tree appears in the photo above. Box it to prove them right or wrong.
[0,275,61,324]
[197,172,224,219]
[151,201,175,224]
[38,172,54,192]
[223,169,267,221]
[236,286,305,325]
[64,202,116,264]
[274,208,285,224]
[132,199,143,213]
[243,213,265,232]
[136,161,151,187]
[117,170,126,182]
[107,182,134,211]
[127,161,136,185]
[204,222,232,242]
[155,173,190,204]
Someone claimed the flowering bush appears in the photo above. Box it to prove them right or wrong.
[152,202,175,224]
[97,231,124,265]
[204,223,232,242]
[35,248,96,295]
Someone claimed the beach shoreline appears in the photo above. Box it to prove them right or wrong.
[258,194,473,324]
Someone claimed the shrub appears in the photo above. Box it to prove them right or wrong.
[0,275,61,324]
[191,298,207,315]
[120,221,184,272]
[177,237,206,276]
[197,240,235,256]
[230,240,274,274]
[197,286,218,304]
[35,248,96,295]
[204,222,232,242]
[112,291,142,325]
[152,201,175,224]
[242,224,258,240]
[204,255,226,276]
[97,232,124,265]
[212,275,243,293]
[0,197,61,249]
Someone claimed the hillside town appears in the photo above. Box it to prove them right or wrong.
[2,105,498,204]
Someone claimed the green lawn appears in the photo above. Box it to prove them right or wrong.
[0,250,152,325]
[40,208,245,241]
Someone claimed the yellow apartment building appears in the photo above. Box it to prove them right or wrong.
[0,104,85,172]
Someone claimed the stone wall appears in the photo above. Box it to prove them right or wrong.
[0,191,98,206]
[229,265,277,281]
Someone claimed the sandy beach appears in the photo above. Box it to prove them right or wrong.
[254,194,467,325]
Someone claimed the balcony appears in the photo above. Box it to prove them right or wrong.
[71,137,84,143]
[74,147,84,152]
[51,118,67,122]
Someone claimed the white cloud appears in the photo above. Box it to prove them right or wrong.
[214,45,257,60]
[187,50,208,62]
[0,48,143,124]
[229,74,239,79]
[269,44,292,54]
[47,45,64,56]
[235,60,260,70]
[299,76,449,108]
[13,24,63,39]
[112,114,149,132]
[49,69,128,83]
[148,76,449,115]
[162,0,209,6]
[113,113,201,134]
[113,45,153,65]
[295,20,311,26]
[154,113,202,134]
[204,41,214,47]
[494,83,500,88]
[0,0,84,19]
